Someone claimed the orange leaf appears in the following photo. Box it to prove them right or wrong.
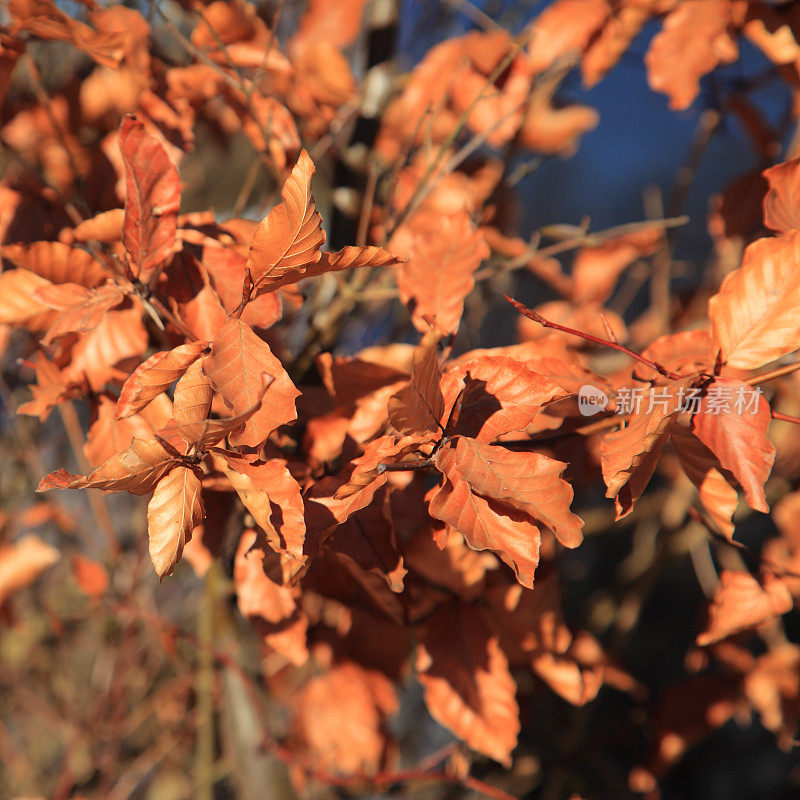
[246,149,325,293]
[396,212,490,335]
[292,661,398,776]
[388,329,444,436]
[147,465,204,578]
[696,570,793,646]
[294,0,370,50]
[160,376,270,452]
[203,317,298,447]
[2,241,108,286]
[435,437,583,549]
[691,378,775,513]
[120,115,181,282]
[417,601,519,765]
[0,535,60,604]
[645,0,738,110]
[441,356,566,441]
[709,232,800,368]
[64,306,148,391]
[70,208,125,244]
[38,437,177,495]
[0,269,52,324]
[117,341,208,418]
[70,553,109,599]
[429,475,541,588]
[601,377,695,510]
[763,156,800,233]
[172,359,213,427]
[38,282,126,344]
[669,419,739,540]
[234,529,308,665]
[216,455,306,565]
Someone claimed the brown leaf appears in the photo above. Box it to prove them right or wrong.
[669,419,739,540]
[571,226,663,305]
[430,475,541,588]
[763,156,800,233]
[64,306,148,391]
[147,465,204,578]
[645,0,738,110]
[417,601,519,765]
[117,341,208,418]
[38,282,126,344]
[2,241,108,286]
[292,661,398,775]
[388,329,444,436]
[395,211,490,336]
[120,115,181,282]
[691,378,775,513]
[70,208,125,243]
[696,570,793,646]
[441,356,567,441]
[709,232,800,368]
[0,535,60,604]
[601,377,695,508]
[204,317,298,447]
[217,455,306,565]
[10,0,125,67]
[246,150,325,293]
[38,437,177,495]
[0,269,52,324]
[234,529,308,665]
[172,359,213,427]
[435,437,583,549]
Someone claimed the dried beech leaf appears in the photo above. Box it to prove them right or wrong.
[120,114,181,282]
[234,529,308,665]
[204,317,298,447]
[435,437,583,549]
[762,156,800,233]
[697,570,793,646]
[246,150,325,293]
[1,241,108,286]
[709,232,800,368]
[39,283,126,344]
[38,437,176,495]
[691,378,775,513]
[388,329,444,436]
[0,534,60,604]
[396,212,490,335]
[0,269,52,324]
[429,476,540,588]
[417,601,519,765]
[117,341,208,418]
[147,465,203,578]
[172,359,213,427]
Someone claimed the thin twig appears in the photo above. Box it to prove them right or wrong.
[504,295,682,380]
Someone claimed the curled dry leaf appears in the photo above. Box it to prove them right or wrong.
[645,0,739,110]
[246,149,325,293]
[120,114,181,282]
[763,156,800,233]
[172,359,213,427]
[38,437,177,495]
[117,341,208,418]
[38,282,127,344]
[147,465,204,578]
[697,570,794,646]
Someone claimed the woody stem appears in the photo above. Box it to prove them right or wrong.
[504,295,682,380]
